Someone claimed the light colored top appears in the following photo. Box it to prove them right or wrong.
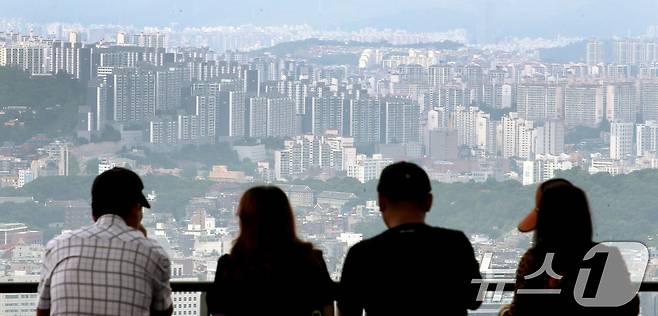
[37,214,172,315]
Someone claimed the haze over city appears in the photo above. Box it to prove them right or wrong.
[0,1,658,315]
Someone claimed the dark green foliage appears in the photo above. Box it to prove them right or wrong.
[132,143,257,175]
[539,40,587,63]
[141,174,214,219]
[0,67,86,143]
[565,121,611,144]
[20,176,94,202]
[352,170,658,245]
[2,169,658,245]
[288,177,373,195]
[248,38,463,56]
[0,202,66,240]
[91,125,121,143]
[172,143,240,166]
[85,158,99,175]
[67,155,81,176]
[479,105,514,121]
[233,137,287,150]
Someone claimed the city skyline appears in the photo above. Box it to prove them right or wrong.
[3,0,658,40]
[2,3,658,315]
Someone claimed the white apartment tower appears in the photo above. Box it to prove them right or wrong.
[636,121,658,157]
[610,121,635,160]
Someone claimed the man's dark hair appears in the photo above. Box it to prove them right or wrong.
[377,161,432,205]
[91,167,151,218]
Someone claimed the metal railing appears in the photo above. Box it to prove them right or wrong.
[3,281,657,315]
[0,281,214,293]
[2,281,657,293]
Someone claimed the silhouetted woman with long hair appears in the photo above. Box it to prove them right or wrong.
[506,180,639,315]
[207,186,335,316]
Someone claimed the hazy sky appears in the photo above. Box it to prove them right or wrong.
[4,0,658,39]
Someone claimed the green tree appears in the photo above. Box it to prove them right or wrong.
[85,158,99,175]
[68,155,81,176]
[0,67,86,143]
[92,125,121,142]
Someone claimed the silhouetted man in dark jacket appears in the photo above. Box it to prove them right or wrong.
[338,162,482,316]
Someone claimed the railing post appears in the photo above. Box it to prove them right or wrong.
[200,291,208,316]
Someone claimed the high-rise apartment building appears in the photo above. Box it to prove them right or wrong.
[535,120,565,156]
[640,80,658,121]
[149,118,178,145]
[195,95,217,139]
[428,128,459,161]
[177,114,200,142]
[428,63,452,87]
[266,97,296,138]
[564,84,605,128]
[246,97,268,138]
[606,82,637,123]
[274,134,355,180]
[346,154,394,183]
[380,97,420,144]
[51,40,93,80]
[517,84,562,123]
[306,96,346,136]
[613,39,658,65]
[347,98,381,145]
[522,154,573,185]
[586,40,604,66]
[0,41,48,75]
[112,67,156,122]
[218,90,246,137]
[610,121,635,160]
[636,121,658,157]
[133,33,167,49]
[501,112,535,159]
[155,67,183,112]
[450,106,489,150]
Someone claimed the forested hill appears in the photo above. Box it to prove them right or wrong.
[1,168,658,244]
[425,168,658,243]
[0,67,86,143]
[247,38,464,56]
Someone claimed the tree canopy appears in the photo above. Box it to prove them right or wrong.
[0,67,86,143]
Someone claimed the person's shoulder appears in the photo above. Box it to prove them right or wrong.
[311,248,324,260]
[134,237,170,262]
[428,226,470,241]
[45,225,92,250]
[217,253,232,264]
[348,233,380,253]
[216,253,234,271]
[518,248,539,269]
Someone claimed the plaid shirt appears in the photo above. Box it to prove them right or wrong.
[37,214,172,315]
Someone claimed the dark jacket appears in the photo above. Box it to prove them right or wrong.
[338,223,482,316]
[207,247,335,316]
[509,243,639,316]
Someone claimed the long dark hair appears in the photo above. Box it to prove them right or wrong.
[535,184,594,251]
[231,186,313,263]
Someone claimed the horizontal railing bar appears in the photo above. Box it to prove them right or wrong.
[0,281,656,294]
[170,281,213,292]
[0,281,214,294]
[482,282,657,292]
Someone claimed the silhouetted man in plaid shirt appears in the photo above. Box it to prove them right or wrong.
[37,167,173,316]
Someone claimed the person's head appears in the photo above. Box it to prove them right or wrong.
[232,186,305,259]
[534,185,594,249]
[518,178,573,232]
[377,162,433,228]
[91,167,150,229]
